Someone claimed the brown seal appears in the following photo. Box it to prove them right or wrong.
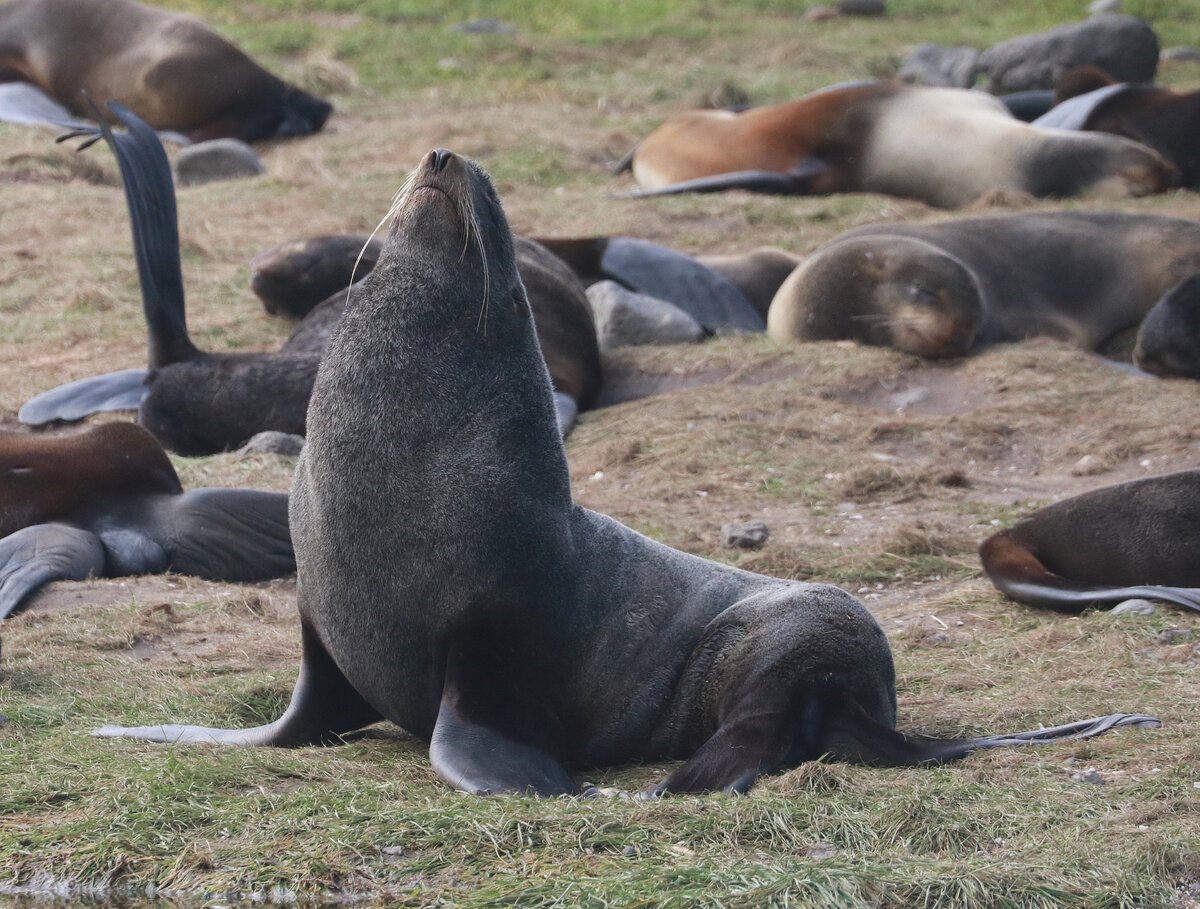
[620,83,1176,208]
[766,211,1200,374]
[0,421,292,620]
[979,470,1200,613]
[0,0,331,142]
[93,148,1155,796]
[20,103,598,449]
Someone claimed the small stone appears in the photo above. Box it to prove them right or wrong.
[802,5,839,21]
[174,139,264,187]
[1111,598,1156,616]
[722,520,770,549]
[838,0,885,15]
[1162,45,1200,63]
[807,841,838,858]
[233,431,305,458]
[0,712,9,728]
[1069,454,1106,476]
[1088,0,1121,13]
[1159,627,1195,644]
[381,845,406,856]
[448,17,516,35]
[1070,769,1106,784]
[622,845,636,856]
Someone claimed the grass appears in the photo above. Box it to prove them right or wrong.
[3,0,1200,905]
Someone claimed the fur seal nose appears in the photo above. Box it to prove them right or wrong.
[431,148,455,173]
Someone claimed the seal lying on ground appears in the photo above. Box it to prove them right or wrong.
[20,103,595,449]
[94,148,1156,796]
[766,211,1200,377]
[979,470,1200,613]
[619,83,1176,208]
[0,0,331,142]
[0,421,293,620]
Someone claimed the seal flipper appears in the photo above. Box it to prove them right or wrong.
[165,488,295,581]
[621,162,828,198]
[92,618,382,745]
[430,641,577,796]
[18,368,149,425]
[0,83,86,129]
[0,524,106,619]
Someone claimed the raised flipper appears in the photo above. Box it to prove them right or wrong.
[620,161,828,199]
[62,99,198,369]
[0,524,106,619]
[1032,83,1132,131]
[18,368,149,425]
[429,640,576,795]
[92,618,382,746]
[165,488,295,582]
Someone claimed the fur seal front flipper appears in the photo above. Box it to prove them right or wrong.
[620,165,826,198]
[92,149,1157,797]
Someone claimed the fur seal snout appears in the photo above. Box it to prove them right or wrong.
[92,150,1157,796]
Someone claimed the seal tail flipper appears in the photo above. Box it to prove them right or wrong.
[616,162,829,198]
[65,98,198,369]
[0,83,88,130]
[0,524,106,619]
[980,530,1200,613]
[92,618,382,746]
[18,368,149,425]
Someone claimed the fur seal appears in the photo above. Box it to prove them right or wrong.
[1034,69,1200,188]
[0,421,293,620]
[20,103,597,449]
[619,83,1176,208]
[979,470,1200,613]
[1134,272,1200,380]
[766,211,1200,375]
[0,0,331,142]
[93,148,1156,796]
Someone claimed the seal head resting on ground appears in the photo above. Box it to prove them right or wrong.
[93,149,1156,796]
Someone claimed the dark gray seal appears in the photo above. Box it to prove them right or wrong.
[980,470,1200,613]
[93,149,1155,796]
[0,421,292,620]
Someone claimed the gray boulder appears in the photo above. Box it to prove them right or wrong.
[586,281,705,350]
[977,15,1159,93]
[898,43,981,87]
[175,139,265,187]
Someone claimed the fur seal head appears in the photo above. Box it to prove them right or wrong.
[767,235,983,358]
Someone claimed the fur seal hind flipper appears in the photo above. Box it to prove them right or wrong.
[0,523,106,619]
[166,488,295,582]
[93,618,382,745]
[19,368,149,425]
[620,160,828,198]
[429,641,577,796]
[0,83,86,129]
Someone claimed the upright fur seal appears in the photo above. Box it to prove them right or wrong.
[94,148,1155,796]
[0,0,331,142]
[766,211,1200,376]
[0,421,293,620]
[20,104,596,446]
[620,83,1176,208]
[979,470,1200,613]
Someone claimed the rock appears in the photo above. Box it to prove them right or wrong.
[233,431,305,458]
[1088,0,1121,13]
[721,520,770,549]
[1159,627,1196,644]
[1112,598,1157,616]
[838,0,885,15]
[174,139,265,187]
[803,5,840,21]
[978,15,1159,93]
[1162,45,1200,63]
[1070,769,1106,784]
[448,17,516,36]
[898,43,981,88]
[807,842,839,858]
[585,281,705,350]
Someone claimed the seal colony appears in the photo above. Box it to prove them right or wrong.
[619,83,1176,208]
[94,149,1156,796]
[0,0,331,142]
[765,211,1200,377]
[980,470,1200,614]
[0,421,293,621]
